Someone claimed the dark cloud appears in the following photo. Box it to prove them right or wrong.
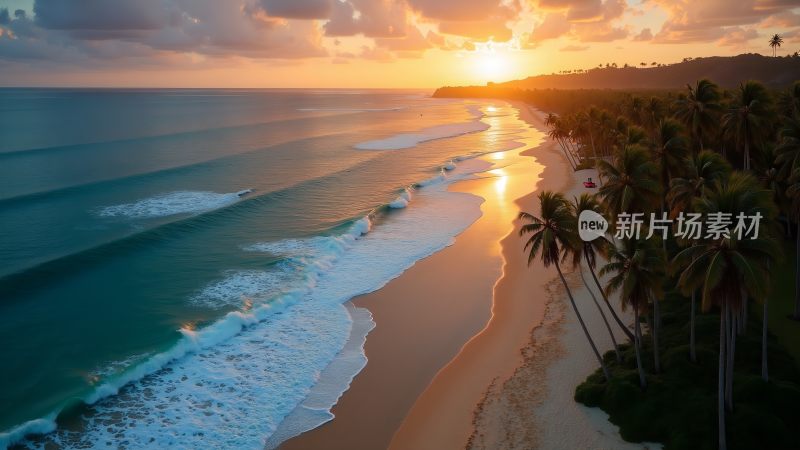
[260,0,333,19]
[34,0,174,31]
[324,0,407,38]
[406,0,514,22]
[0,0,327,63]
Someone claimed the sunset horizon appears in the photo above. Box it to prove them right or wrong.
[2,1,799,88]
[2,2,800,450]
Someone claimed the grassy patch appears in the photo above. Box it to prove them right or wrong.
[575,292,800,450]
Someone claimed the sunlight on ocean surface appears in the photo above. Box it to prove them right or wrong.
[0,89,538,449]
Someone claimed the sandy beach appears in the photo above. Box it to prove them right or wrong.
[281,102,653,450]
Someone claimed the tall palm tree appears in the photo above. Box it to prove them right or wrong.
[722,81,774,171]
[598,145,661,219]
[675,79,722,153]
[787,170,800,320]
[519,191,610,381]
[570,193,634,351]
[778,81,800,118]
[769,34,783,57]
[668,151,732,362]
[601,236,665,389]
[647,119,689,372]
[672,172,778,450]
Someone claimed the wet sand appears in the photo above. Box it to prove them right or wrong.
[279,102,552,450]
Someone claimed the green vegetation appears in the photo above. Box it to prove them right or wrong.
[576,294,800,450]
[511,74,800,450]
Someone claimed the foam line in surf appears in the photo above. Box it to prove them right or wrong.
[4,157,494,449]
[97,189,253,219]
[354,121,489,151]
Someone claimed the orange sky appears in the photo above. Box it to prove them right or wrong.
[0,0,799,88]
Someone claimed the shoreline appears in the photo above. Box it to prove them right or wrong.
[386,103,573,449]
[279,101,549,450]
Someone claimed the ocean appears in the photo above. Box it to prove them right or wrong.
[0,89,528,449]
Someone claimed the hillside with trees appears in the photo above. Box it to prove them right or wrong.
[438,53,800,92]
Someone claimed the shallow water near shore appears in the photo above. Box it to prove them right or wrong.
[0,89,530,448]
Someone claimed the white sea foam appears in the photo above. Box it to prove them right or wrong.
[388,187,413,209]
[97,189,253,219]
[189,269,297,309]
[6,159,493,450]
[354,121,490,150]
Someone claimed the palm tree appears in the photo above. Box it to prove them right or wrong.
[675,79,722,153]
[601,236,665,389]
[769,34,783,57]
[722,81,774,171]
[787,170,800,320]
[570,193,634,352]
[778,81,800,117]
[672,172,778,450]
[519,191,610,381]
[647,119,689,372]
[668,151,732,362]
[598,145,661,219]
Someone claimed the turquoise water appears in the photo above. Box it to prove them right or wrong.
[0,89,526,448]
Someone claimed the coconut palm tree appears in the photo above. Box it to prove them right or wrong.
[672,172,778,450]
[722,81,774,171]
[778,81,800,117]
[519,191,610,381]
[769,34,783,57]
[601,236,665,389]
[598,145,661,219]
[570,193,634,351]
[786,170,800,320]
[668,151,732,362]
[675,79,722,153]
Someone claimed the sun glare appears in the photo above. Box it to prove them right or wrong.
[469,40,519,83]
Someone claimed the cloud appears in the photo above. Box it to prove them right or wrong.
[33,0,174,32]
[438,15,513,41]
[324,0,407,38]
[759,11,800,28]
[527,0,629,44]
[528,13,571,43]
[633,27,653,41]
[259,0,333,19]
[406,0,514,22]
[374,25,434,53]
[717,26,759,47]
[560,44,589,51]
[651,0,798,43]
[0,0,327,63]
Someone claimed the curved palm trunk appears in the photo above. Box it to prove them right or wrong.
[555,260,610,381]
[587,259,636,342]
[795,222,800,320]
[580,266,621,363]
[725,305,736,412]
[653,300,661,373]
[718,302,728,450]
[588,130,603,185]
[762,297,769,382]
[690,291,697,362]
[633,303,647,389]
